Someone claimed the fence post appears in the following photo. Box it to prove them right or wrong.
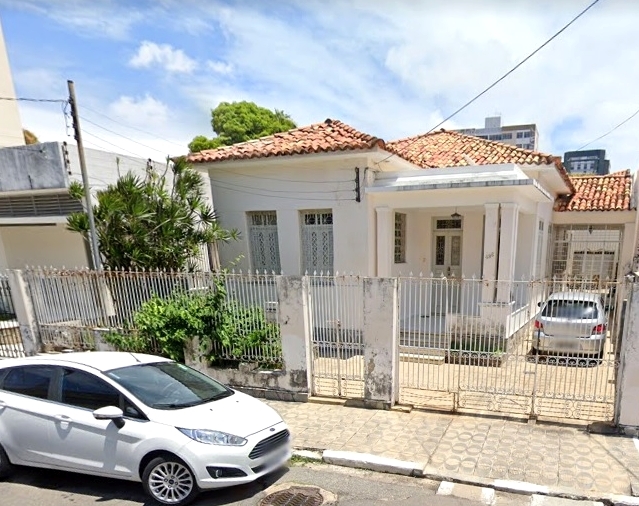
[7,270,40,356]
[362,277,398,409]
[616,280,639,431]
[276,275,311,401]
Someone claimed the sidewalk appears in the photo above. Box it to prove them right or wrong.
[264,399,639,496]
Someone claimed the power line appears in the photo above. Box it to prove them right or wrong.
[378,0,602,164]
[211,181,353,201]
[82,128,151,159]
[80,104,186,149]
[0,96,68,103]
[79,115,171,157]
[574,107,639,151]
[209,178,351,194]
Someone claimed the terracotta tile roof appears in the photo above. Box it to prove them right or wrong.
[554,170,634,212]
[186,119,384,163]
[386,129,556,168]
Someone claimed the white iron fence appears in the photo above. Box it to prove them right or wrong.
[398,275,626,421]
[0,275,22,358]
[23,268,282,367]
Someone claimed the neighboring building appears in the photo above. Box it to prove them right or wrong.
[454,116,539,151]
[563,149,610,175]
[0,142,213,270]
[0,19,24,148]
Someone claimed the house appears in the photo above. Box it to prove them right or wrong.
[187,119,637,346]
[187,119,637,284]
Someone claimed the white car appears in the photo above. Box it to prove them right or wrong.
[0,352,291,505]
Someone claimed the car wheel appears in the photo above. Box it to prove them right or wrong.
[0,444,14,479]
[142,455,199,506]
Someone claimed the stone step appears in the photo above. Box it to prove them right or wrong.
[399,352,446,364]
[529,495,603,506]
[437,481,496,505]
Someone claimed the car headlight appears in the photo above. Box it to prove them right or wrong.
[178,428,247,446]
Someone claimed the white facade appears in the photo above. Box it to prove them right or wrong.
[0,19,24,148]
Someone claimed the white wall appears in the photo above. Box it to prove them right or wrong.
[0,20,24,148]
[515,213,535,280]
[0,224,88,269]
[204,155,369,274]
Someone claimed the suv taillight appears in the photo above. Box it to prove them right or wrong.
[534,320,543,330]
[593,324,606,334]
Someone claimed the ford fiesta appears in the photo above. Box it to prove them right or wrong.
[0,352,291,505]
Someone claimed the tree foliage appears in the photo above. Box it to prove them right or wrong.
[23,129,38,145]
[188,101,296,152]
[66,158,238,271]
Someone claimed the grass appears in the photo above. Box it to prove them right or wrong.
[289,453,324,465]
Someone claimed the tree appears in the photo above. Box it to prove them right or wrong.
[188,101,296,152]
[66,158,238,271]
[23,129,38,145]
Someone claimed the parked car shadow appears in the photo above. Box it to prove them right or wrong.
[8,464,288,505]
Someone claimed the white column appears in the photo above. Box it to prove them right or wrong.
[362,277,398,407]
[7,270,40,356]
[497,203,519,302]
[620,222,636,277]
[376,207,393,277]
[617,282,639,428]
[482,204,499,302]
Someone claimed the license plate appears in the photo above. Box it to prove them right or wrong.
[263,447,290,469]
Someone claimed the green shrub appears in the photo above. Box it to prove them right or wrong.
[104,276,282,368]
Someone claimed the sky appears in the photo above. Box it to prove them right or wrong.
[0,0,638,171]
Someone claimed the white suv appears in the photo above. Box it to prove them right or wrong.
[0,352,291,505]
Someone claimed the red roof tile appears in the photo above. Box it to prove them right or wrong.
[554,170,634,212]
[386,129,574,191]
[186,119,384,163]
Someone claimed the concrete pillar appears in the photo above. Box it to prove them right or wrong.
[6,269,40,356]
[482,204,499,302]
[376,207,393,277]
[276,276,311,398]
[496,203,519,302]
[362,277,398,407]
[620,222,636,277]
[616,282,639,429]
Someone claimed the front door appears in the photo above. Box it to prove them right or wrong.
[432,228,462,314]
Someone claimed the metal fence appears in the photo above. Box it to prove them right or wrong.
[23,268,282,367]
[0,275,22,359]
[308,274,365,398]
[398,276,625,421]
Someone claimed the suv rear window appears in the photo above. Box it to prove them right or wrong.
[542,300,598,319]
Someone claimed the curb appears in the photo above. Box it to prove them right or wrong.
[291,447,639,506]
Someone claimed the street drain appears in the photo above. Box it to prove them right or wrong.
[259,485,324,506]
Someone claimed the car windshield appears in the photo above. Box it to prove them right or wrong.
[541,300,598,320]
[105,362,233,409]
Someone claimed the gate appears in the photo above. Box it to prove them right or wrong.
[0,275,24,358]
[308,274,365,398]
[398,276,624,421]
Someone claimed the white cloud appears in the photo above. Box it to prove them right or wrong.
[108,94,169,127]
[206,60,233,75]
[129,41,196,73]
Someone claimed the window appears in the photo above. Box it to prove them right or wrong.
[394,213,406,263]
[501,133,512,140]
[247,211,281,273]
[301,210,334,273]
[516,132,524,139]
[523,131,532,138]
[435,219,462,230]
[541,300,598,320]
[488,134,502,141]
[2,366,54,399]
[61,369,121,411]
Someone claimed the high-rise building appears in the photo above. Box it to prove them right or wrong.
[0,18,24,148]
[454,116,539,151]
[563,149,610,175]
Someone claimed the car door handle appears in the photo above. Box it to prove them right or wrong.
[54,414,72,423]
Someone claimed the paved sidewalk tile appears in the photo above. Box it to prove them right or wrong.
[265,400,639,496]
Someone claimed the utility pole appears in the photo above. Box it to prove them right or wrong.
[67,80,102,270]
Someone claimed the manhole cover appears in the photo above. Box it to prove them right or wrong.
[259,485,324,506]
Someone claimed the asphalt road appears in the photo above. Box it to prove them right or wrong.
[0,460,523,506]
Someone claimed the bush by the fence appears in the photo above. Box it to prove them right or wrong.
[104,276,281,367]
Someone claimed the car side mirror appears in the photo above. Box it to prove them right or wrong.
[93,406,125,429]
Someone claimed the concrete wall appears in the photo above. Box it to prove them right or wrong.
[616,283,639,429]
[202,155,369,274]
[0,20,24,148]
[0,143,67,191]
[0,224,88,269]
